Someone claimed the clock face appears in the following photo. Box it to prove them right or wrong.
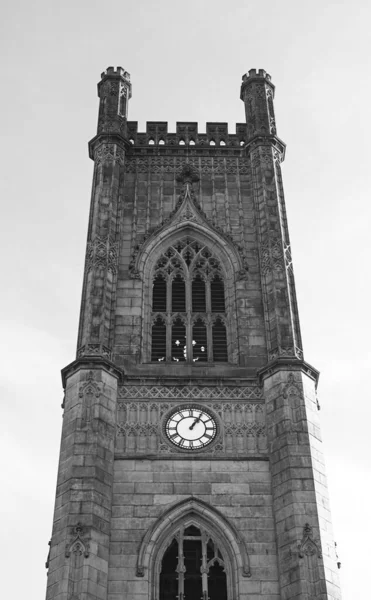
[165,406,217,450]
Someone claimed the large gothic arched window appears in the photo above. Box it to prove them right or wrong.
[160,525,227,600]
[151,237,228,363]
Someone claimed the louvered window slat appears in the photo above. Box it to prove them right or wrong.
[212,320,228,362]
[192,319,208,362]
[172,276,186,312]
[171,319,186,362]
[211,277,225,312]
[192,276,206,312]
[151,318,166,361]
[153,276,167,311]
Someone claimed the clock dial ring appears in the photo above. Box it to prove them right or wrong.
[164,405,218,451]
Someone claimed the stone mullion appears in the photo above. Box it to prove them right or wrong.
[166,315,172,363]
[205,280,213,362]
[201,532,209,599]
[166,276,172,361]
[186,273,192,362]
[177,531,186,600]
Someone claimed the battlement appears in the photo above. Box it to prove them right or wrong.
[100,66,131,81]
[126,121,247,147]
[240,68,274,101]
[242,68,271,82]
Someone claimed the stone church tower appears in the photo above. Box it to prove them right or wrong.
[45,67,342,600]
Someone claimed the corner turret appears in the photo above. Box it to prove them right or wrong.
[240,68,277,142]
[95,65,132,135]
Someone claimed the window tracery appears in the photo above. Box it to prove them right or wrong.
[151,237,228,363]
[159,525,227,600]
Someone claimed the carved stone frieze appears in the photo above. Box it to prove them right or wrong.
[250,147,273,169]
[124,156,250,176]
[85,234,119,275]
[267,346,303,361]
[94,143,125,166]
[76,343,112,360]
[116,398,266,456]
[260,239,284,276]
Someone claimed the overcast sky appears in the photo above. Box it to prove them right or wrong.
[1,1,370,598]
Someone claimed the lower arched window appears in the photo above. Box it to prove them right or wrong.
[159,525,227,600]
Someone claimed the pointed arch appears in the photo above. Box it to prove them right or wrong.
[131,183,246,281]
[136,497,251,600]
[136,182,246,364]
[136,222,244,283]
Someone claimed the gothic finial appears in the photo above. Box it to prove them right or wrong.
[176,163,200,184]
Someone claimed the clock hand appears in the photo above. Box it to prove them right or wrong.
[189,416,201,430]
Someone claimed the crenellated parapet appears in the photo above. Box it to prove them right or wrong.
[126,121,247,149]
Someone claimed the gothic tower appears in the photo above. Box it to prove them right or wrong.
[45,67,342,600]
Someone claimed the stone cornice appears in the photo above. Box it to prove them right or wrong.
[61,356,123,388]
[88,132,131,160]
[258,358,320,387]
[245,134,286,159]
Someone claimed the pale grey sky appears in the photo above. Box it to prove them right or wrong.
[1,1,370,598]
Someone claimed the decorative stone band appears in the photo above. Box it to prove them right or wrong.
[118,384,262,400]
[268,346,304,361]
[77,343,112,360]
[97,115,127,135]
[124,155,250,175]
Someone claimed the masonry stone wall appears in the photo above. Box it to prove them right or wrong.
[108,458,280,600]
